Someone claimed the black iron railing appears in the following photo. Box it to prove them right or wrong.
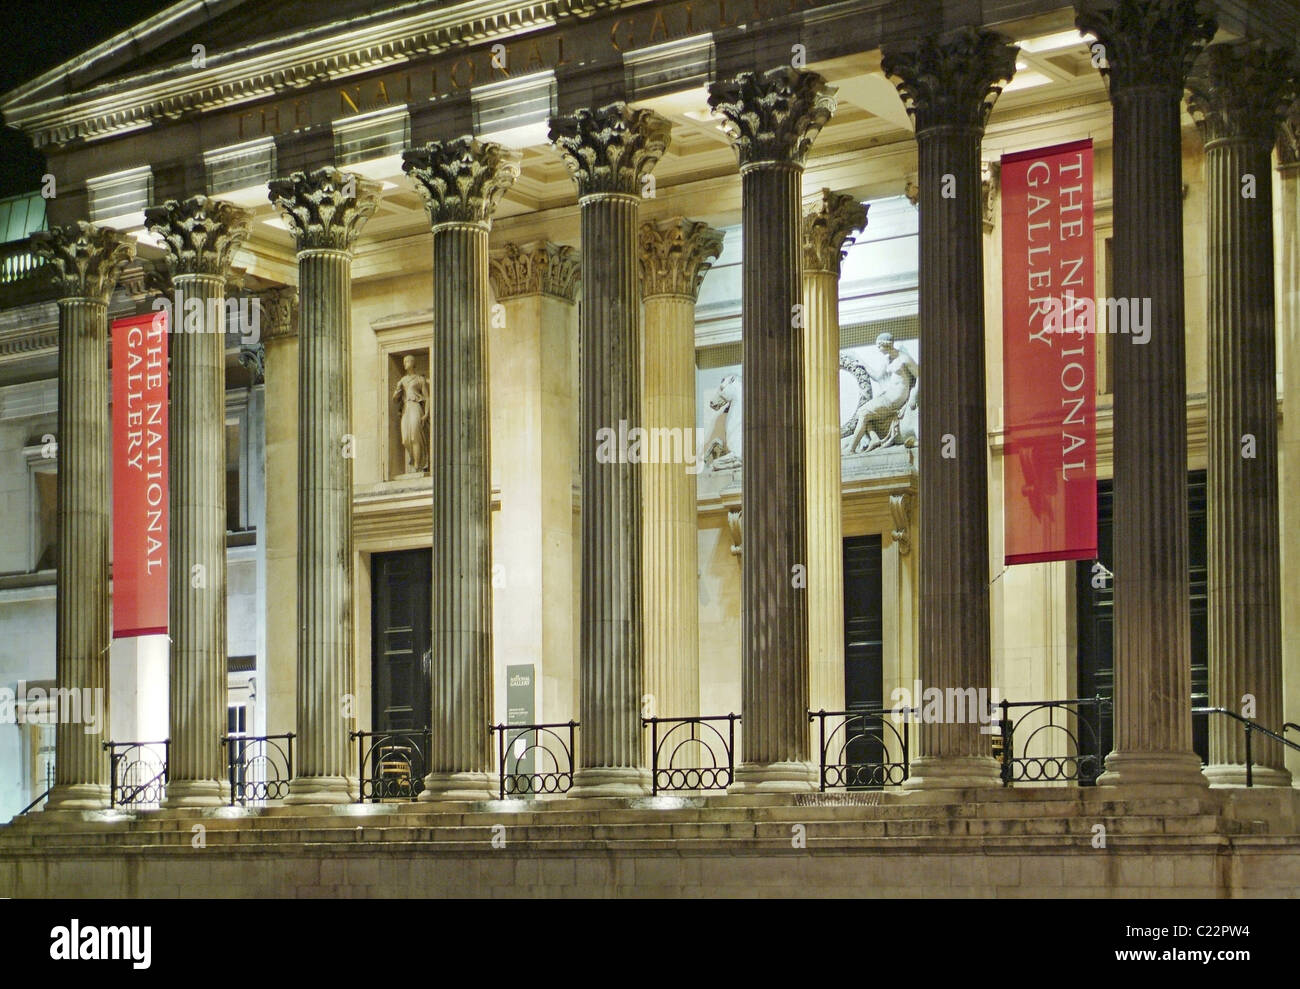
[16,763,55,816]
[810,708,910,790]
[997,696,1110,786]
[643,714,738,794]
[222,732,295,806]
[492,721,576,799]
[351,728,430,802]
[1194,708,1300,787]
[104,740,169,808]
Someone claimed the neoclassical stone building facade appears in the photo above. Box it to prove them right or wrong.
[2,0,1300,896]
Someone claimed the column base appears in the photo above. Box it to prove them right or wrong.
[162,779,227,808]
[285,775,354,805]
[418,771,497,802]
[728,761,818,793]
[902,755,1001,790]
[1097,750,1208,788]
[43,783,110,811]
[569,766,651,798]
[1203,762,1293,788]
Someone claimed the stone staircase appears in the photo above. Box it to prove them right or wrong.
[2,787,1296,897]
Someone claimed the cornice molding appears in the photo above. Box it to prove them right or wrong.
[1,0,673,150]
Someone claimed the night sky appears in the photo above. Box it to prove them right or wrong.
[0,0,174,198]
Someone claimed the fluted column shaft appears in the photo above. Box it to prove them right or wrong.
[639,219,722,728]
[1280,114,1300,784]
[259,288,298,739]
[579,192,646,789]
[1078,0,1215,786]
[643,293,700,723]
[270,168,378,803]
[803,268,842,718]
[166,272,230,804]
[550,104,669,796]
[33,223,133,811]
[1189,42,1296,785]
[53,300,111,806]
[803,192,866,720]
[429,220,495,792]
[883,30,1017,787]
[741,161,812,777]
[295,248,354,798]
[640,293,697,722]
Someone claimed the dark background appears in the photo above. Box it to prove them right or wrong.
[0,0,173,198]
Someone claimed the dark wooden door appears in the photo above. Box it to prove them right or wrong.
[371,549,432,733]
[844,535,884,783]
[1076,471,1208,766]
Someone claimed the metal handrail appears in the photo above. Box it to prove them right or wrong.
[492,720,577,799]
[1193,707,1300,788]
[809,707,911,791]
[997,696,1110,786]
[16,788,52,817]
[643,714,739,794]
[221,732,295,806]
[103,739,169,809]
[350,727,430,803]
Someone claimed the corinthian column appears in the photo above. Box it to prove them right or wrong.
[144,197,251,807]
[31,223,133,810]
[258,287,298,740]
[403,137,519,799]
[268,168,379,803]
[1076,0,1216,788]
[1279,108,1300,783]
[488,243,581,726]
[802,190,867,719]
[882,28,1017,788]
[638,218,724,724]
[1187,42,1297,786]
[549,103,670,796]
[709,67,834,791]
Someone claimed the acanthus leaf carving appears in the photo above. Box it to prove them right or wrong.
[548,102,671,197]
[638,218,724,300]
[802,189,867,276]
[30,221,134,303]
[402,136,520,225]
[707,66,836,167]
[268,167,381,251]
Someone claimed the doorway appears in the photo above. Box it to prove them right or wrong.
[370,549,433,733]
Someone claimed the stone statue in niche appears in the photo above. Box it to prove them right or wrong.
[392,354,430,474]
[842,332,918,453]
[701,373,743,471]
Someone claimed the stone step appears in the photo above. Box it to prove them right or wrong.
[7,807,1259,853]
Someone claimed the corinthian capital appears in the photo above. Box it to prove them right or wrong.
[638,218,724,300]
[707,67,836,167]
[549,103,671,198]
[402,137,520,226]
[488,242,581,302]
[31,221,134,303]
[1186,41,1298,149]
[268,167,381,251]
[803,190,868,276]
[1281,104,1300,170]
[1075,0,1216,96]
[258,286,299,343]
[143,196,251,278]
[882,28,1019,134]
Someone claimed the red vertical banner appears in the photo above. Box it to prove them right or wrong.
[112,312,169,636]
[1001,140,1097,565]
